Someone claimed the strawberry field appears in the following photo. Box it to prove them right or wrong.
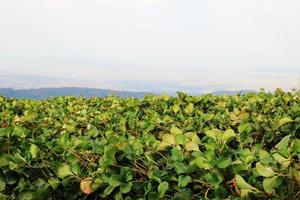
[0,90,300,199]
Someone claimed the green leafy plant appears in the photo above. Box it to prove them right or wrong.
[0,89,299,199]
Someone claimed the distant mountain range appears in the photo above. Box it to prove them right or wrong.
[0,87,255,99]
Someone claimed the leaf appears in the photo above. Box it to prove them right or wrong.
[0,156,9,167]
[173,188,192,200]
[194,156,211,170]
[30,144,39,159]
[178,175,191,188]
[273,153,290,168]
[184,141,199,152]
[158,181,169,198]
[170,127,183,135]
[184,103,194,114]
[221,129,235,143]
[184,132,200,143]
[256,162,276,177]
[175,134,186,145]
[80,178,93,195]
[109,175,121,187]
[57,164,73,178]
[275,135,290,151]
[240,189,253,198]
[173,104,180,113]
[217,157,232,169]
[235,175,257,191]
[162,134,176,145]
[204,129,220,141]
[171,148,184,162]
[120,182,132,194]
[263,176,280,193]
[259,149,273,165]
[48,177,60,190]
[278,117,293,127]
[204,172,223,188]
[0,179,5,191]
[101,185,115,198]
[292,139,300,153]
[238,123,252,134]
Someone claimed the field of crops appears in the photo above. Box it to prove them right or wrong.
[0,90,300,199]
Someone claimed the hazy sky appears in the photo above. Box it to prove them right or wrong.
[0,0,299,91]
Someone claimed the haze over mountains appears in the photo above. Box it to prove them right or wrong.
[0,74,256,98]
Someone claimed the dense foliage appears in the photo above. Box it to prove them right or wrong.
[0,90,300,200]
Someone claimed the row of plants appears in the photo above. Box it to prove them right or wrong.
[0,89,300,199]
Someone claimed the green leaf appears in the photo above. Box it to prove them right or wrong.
[238,123,252,134]
[101,185,115,198]
[259,149,273,165]
[30,144,39,159]
[275,135,290,151]
[178,175,191,188]
[217,157,232,169]
[172,188,192,200]
[0,179,5,191]
[278,117,293,127]
[158,181,169,198]
[221,129,235,143]
[109,175,121,187]
[172,148,184,162]
[175,134,186,145]
[120,182,132,194]
[57,164,73,178]
[263,176,280,193]
[184,141,199,152]
[235,175,257,191]
[292,139,300,153]
[170,127,183,135]
[48,177,60,189]
[0,156,9,167]
[204,172,223,188]
[194,156,211,170]
[256,162,276,177]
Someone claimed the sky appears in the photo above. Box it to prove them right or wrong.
[0,0,299,92]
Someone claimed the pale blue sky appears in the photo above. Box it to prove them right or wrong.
[0,0,299,91]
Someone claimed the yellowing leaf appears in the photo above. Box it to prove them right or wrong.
[184,141,199,152]
[256,162,275,177]
[273,153,290,168]
[162,134,176,145]
[278,117,293,127]
[184,132,200,143]
[184,103,194,114]
[172,104,180,113]
[205,129,221,141]
[30,144,38,159]
[80,178,93,195]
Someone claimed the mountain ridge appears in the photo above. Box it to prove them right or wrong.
[0,87,256,99]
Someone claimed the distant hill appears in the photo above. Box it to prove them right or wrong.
[0,87,256,99]
[0,87,150,99]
